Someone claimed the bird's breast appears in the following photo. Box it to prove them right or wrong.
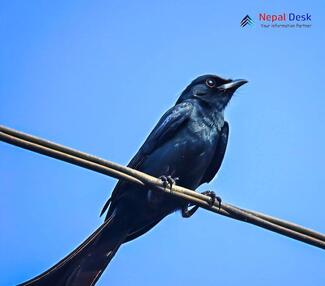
[143,120,218,189]
[176,121,218,161]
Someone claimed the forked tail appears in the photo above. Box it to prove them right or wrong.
[19,209,128,286]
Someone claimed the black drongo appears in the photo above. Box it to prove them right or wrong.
[20,74,247,286]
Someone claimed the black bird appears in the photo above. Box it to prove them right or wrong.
[20,74,247,286]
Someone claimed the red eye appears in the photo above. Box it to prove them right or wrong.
[206,78,216,88]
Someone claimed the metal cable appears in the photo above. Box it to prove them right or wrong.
[1,125,324,250]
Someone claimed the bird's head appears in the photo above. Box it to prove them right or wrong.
[176,74,247,110]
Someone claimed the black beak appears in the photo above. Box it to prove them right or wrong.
[218,79,248,91]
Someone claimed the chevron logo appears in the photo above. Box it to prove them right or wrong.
[240,15,254,27]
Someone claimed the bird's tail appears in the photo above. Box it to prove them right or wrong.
[19,209,129,286]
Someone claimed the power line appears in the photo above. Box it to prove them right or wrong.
[1,125,324,249]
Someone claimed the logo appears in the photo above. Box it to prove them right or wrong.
[240,13,312,29]
[259,13,312,28]
[240,15,254,27]
[259,13,311,22]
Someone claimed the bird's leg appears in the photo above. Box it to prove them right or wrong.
[181,190,222,218]
[181,204,200,218]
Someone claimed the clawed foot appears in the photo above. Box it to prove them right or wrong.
[201,190,222,209]
[159,175,179,192]
[181,190,222,218]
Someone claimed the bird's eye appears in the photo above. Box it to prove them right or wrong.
[206,79,216,88]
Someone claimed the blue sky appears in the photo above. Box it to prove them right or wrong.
[1,1,324,285]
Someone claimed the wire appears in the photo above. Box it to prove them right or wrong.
[1,125,324,250]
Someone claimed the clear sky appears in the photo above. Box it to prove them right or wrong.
[1,1,324,285]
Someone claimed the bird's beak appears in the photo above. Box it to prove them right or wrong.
[218,79,248,91]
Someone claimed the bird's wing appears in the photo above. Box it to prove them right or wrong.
[130,100,193,164]
[200,121,229,184]
[100,101,193,216]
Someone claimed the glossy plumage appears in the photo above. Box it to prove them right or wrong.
[20,74,247,286]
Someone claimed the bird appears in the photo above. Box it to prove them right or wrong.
[20,74,247,286]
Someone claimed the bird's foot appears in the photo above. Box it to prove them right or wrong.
[148,176,179,209]
[202,190,222,209]
[181,190,222,218]
[159,175,179,192]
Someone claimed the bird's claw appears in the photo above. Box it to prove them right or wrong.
[182,191,221,218]
[159,175,169,189]
[202,190,222,210]
[159,175,179,192]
